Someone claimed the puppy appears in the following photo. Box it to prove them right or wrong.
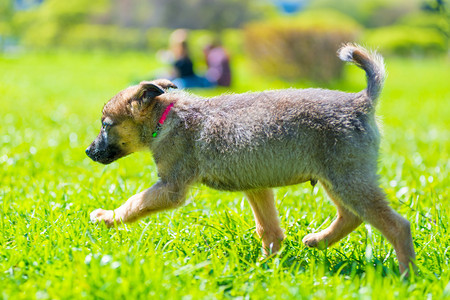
[86,44,415,275]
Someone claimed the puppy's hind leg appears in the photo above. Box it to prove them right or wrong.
[353,187,416,275]
[245,189,285,256]
[317,175,416,275]
[302,186,363,250]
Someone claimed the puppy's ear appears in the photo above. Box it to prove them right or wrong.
[138,81,166,103]
[150,79,178,90]
[138,79,177,101]
[129,82,167,116]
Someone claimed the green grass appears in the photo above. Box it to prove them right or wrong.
[0,51,449,299]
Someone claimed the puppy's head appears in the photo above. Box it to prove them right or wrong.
[85,79,177,164]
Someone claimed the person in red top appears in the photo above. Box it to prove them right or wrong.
[204,41,232,87]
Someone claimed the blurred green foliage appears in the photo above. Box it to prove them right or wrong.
[399,11,449,39]
[308,0,422,27]
[61,24,144,51]
[145,27,172,51]
[0,0,14,36]
[10,0,150,50]
[244,10,361,82]
[363,11,449,56]
[149,0,259,31]
[7,0,259,51]
[364,25,447,56]
[2,0,448,63]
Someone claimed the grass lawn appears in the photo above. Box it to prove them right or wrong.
[0,50,449,299]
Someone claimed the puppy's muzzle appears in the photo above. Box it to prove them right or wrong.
[85,140,124,165]
[85,145,97,160]
[85,144,108,164]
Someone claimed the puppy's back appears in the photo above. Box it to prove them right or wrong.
[191,88,378,191]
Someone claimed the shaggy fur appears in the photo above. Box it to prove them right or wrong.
[86,44,415,275]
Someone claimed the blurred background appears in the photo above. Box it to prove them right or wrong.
[0,4,449,297]
[0,0,448,86]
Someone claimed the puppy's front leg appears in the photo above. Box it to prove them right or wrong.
[245,189,285,256]
[90,180,188,226]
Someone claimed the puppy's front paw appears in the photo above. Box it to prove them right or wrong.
[90,208,115,227]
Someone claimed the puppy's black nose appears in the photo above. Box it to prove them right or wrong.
[85,147,90,156]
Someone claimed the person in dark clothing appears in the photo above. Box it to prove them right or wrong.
[169,29,211,89]
[174,56,195,78]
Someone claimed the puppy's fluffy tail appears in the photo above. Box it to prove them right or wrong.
[338,43,385,105]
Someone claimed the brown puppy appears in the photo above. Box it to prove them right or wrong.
[86,44,415,275]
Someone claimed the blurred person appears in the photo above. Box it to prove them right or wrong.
[203,41,232,87]
[168,29,211,89]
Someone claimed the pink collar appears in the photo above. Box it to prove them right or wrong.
[152,103,174,138]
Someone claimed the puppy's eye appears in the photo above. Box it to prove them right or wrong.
[102,122,111,130]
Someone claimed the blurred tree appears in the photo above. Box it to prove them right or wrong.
[0,0,17,51]
[147,0,259,31]
[308,0,422,28]
[12,0,115,48]
[0,0,14,35]
[11,0,264,50]
[422,0,447,12]
[421,0,449,51]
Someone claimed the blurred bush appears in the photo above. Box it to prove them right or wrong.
[364,26,446,56]
[308,0,420,28]
[398,11,449,41]
[146,27,172,51]
[221,29,245,55]
[244,10,361,82]
[363,12,448,56]
[19,23,146,51]
[12,0,132,50]
[62,25,144,50]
